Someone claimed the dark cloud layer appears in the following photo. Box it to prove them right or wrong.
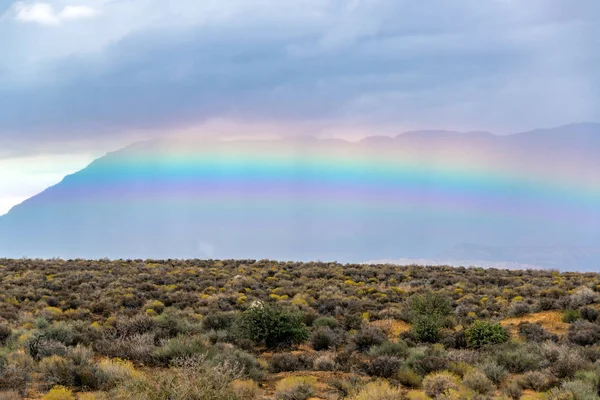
[1,0,599,150]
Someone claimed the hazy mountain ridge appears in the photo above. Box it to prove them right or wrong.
[1,123,599,270]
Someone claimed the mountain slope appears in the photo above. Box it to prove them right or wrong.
[1,123,599,270]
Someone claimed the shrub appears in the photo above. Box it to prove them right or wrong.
[546,387,576,400]
[410,292,452,321]
[235,305,308,349]
[95,358,139,390]
[350,380,403,400]
[562,380,599,400]
[313,317,340,329]
[495,345,543,373]
[508,302,531,317]
[202,312,236,331]
[569,287,596,308]
[39,355,74,388]
[480,360,508,385]
[367,356,402,378]
[563,310,581,324]
[413,316,442,343]
[210,345,264,380]
[407,345,449,376]
[42,386,75,400]
[462,369,495,394]
[311,327,342,351]
[44,322,77,346]
[0,392,21,400]
[114,314,156,338]
[552,347,588,379]
[152,335,207,366]
[353,325,387,352]
[518,322,557,343]
[275,376,316,400]
[397,367,423,388]
[314,353,336,371]
[422,371,459,398]
[464,321,508,348]
[154,310,195,339]
[407,390,431,400]
[519,370,558,392]
[0,352,34,395]
[329,375,362,398]
[342,314,363,331]
[580,307,600,323]
[0,326,11,345]
[369,340,409,358]
[231,379,260,400]
[448,361,472,378]
[501,379,523,400]
[411,355,450,376]
[568,321,600,346]
[37,340,69,359]
[410,292,452,344]
[574,369,600,395]
[269,353,309,373]
[110,355,240,400]
[95,333,155,365]
[77,394,108,400]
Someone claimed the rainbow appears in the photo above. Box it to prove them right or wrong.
[4,136,599,262]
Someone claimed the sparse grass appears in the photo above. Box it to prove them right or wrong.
[501,311,569,337]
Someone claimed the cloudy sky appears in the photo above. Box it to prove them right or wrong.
[1,0,599,214]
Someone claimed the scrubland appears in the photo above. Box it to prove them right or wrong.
[1,259,600,400]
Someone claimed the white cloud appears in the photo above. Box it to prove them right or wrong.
[14,2,98,26]
[59,5,98,20]
[15,3,59,25]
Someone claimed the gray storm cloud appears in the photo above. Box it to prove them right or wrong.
[0,0,599,153]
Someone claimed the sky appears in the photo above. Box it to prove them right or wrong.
[1,0,599,215]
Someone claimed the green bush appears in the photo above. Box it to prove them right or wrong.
[368,341,409,358]
[413,315,442,343]
[464,321,508,348]
[409,292,452,344]
[234,304,308,349]
[409,292,452,319]
[563,309,581,324]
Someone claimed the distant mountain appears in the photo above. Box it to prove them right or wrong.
[363,258,548,271]
[437,244,600,271]
[1,123,599,270]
